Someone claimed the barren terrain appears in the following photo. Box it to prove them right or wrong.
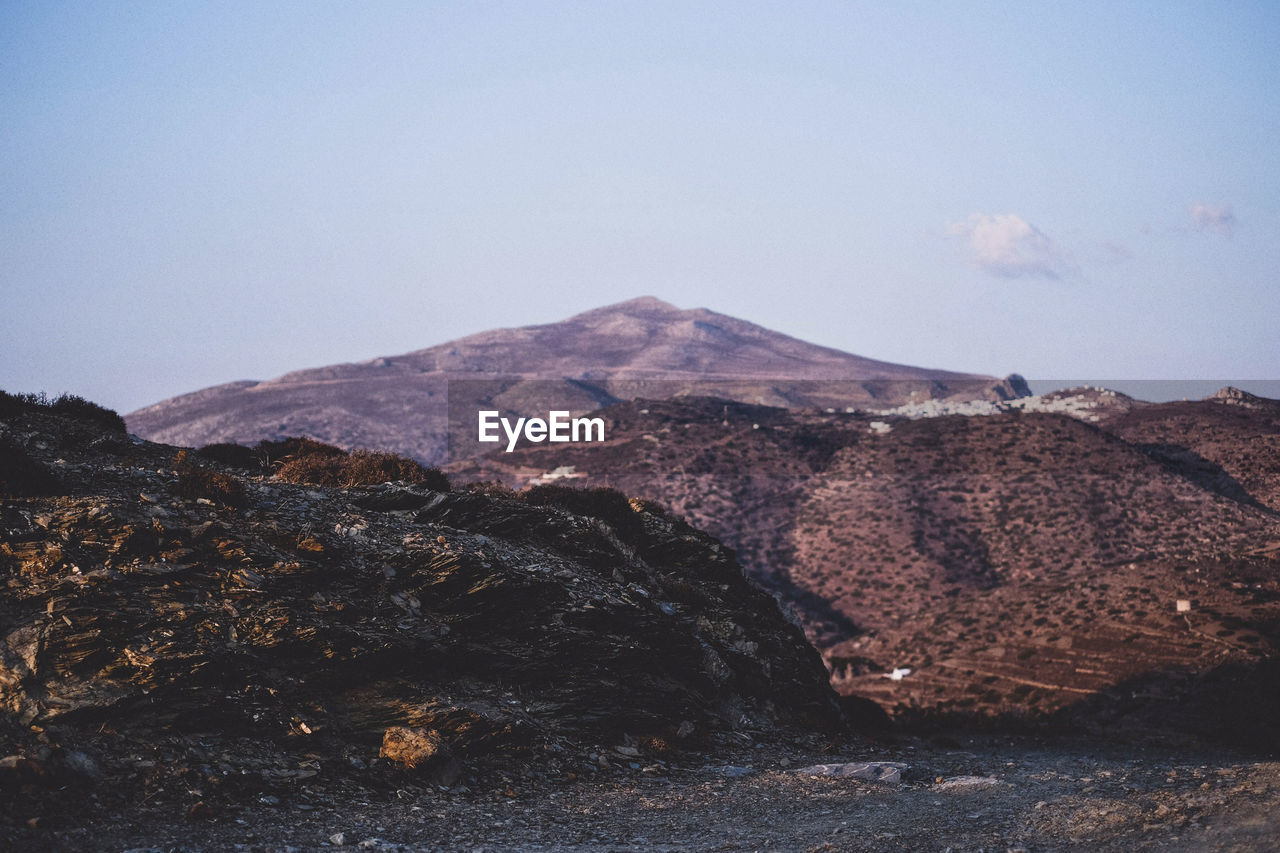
[12,735,1280,851]
[7,388,1280,849]
[451,392,1280,739]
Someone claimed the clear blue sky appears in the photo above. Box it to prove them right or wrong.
[3,1,1277,413]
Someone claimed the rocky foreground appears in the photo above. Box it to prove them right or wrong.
[9,731,1280,851]
[5,394,1280,851]
[2,395,843,846]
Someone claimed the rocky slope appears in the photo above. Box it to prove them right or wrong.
[125,297,1025,464]
[0,397,842,830]
[450,389,1280,742]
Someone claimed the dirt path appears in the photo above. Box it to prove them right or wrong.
[19,735,1280,852]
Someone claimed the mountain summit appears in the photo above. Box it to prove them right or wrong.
[127,298,1025,462]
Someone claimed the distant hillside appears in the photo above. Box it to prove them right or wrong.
[448,388,1280,740]
[1100,387,1280,513]
[126,297,1025,463]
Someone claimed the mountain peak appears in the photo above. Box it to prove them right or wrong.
[613,295,682,311]
[572,296,684,318]
[127,298,1015,463]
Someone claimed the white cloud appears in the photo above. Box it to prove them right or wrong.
[1189,202,1236,236]
[948,213,1076,280]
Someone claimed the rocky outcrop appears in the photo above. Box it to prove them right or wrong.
[1208,386,1269,407]
[0,401,842,822]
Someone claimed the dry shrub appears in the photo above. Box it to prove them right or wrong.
[339,450,450,490]
[379,727,463,785]
[636,734,676,755]
[195,442,262,471]
[628,496,670,517]
[0,389,25,418]
[173,450,246,506]
[255,436,346,468]
[521,484,642,536]
[274,444,450,490]
[274,452,346,487]
[0,389,126,433]
[49,394,127,433]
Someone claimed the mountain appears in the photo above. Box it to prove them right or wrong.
[126,297,1026,464]
[447,388,1280,742]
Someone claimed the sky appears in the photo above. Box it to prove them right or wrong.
[2,1,1278,414]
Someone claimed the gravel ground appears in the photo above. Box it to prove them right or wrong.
[16,734,1280,852]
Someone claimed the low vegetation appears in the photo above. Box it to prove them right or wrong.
[192,436,452,491]
[0,389,127,433]
[193,441,262,470]
[271,441,450,490]
[521,484,645,536]
[255,436,346,468]
[173,449,247,507]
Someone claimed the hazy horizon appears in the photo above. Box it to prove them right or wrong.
[4,3,1277,413]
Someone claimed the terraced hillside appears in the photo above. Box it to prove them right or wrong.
[451,392,1280,742]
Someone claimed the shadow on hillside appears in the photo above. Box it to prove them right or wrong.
[1139,442,1274,513]
[877,658,1280,755]
[763,570,864,648]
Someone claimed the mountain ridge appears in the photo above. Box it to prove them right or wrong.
[127,297,1026,463]
[261,296,996,383]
